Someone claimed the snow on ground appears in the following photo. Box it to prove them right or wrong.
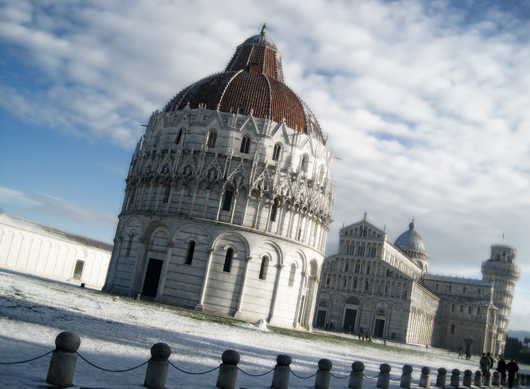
[0,269,523,388]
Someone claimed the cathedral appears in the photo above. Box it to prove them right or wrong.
[103,26,335,330]
[315,214,520,356]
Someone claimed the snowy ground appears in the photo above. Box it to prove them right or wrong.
[0,269,525,388]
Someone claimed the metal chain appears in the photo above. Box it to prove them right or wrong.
[76,352,148,372]
[238,366,275,377]
[168,361,220,375]
[389,374,402,381]
[330,372,350,379]
[364,373,380,379]
[289,368,318,380]
[0,350,53,365]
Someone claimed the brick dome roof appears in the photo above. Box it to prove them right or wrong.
[164,25,324,143]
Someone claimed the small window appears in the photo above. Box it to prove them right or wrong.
[73,260,84,280]
[450,324,455,334]
[207,130,217,148]
[259,257,269,280]
[288,264,296,287]
[272,143,282,161]
[477,307,480,315]
[222,191,233,211]
[270,199,279,222]
[185,241,195,265]
[451,304,455,312]
[366,266,370,275]
[448,285,452,292]
[162,185,171,203]
[468,306,472,314]
[301,154,309,172]
[126,233,134,256]
[297,228,302,241]
[175,128,184,144]
[240,136,251,153]
[460,305,463,313]
[435,283,439,291]
[463,287,466,293]
[365,281,369,291]
[223,248,233,272]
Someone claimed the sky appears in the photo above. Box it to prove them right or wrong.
[0,0,529,330]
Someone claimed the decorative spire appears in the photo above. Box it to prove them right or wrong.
[261,23,267,35]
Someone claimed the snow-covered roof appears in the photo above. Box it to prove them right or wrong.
[424,274,492,287]
[0,213,113,252]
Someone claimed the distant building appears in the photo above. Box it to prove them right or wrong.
[103,26,335,330]
[0,213,112,288]
[315,214,520,356]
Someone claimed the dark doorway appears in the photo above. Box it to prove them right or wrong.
[316,310,327,328]
[343,309,357,331]
[142,258,163,298]
[73,260,84,280]
[374,319,385,337]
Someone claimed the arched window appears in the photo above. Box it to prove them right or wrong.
[222,190,233,211]
[272,143,282,161]
[223,248,233,272]
[185,241,195,265]
[450,324,455,334]
[175,128,184,145]
[259,256,269,280]
[162,185,171,203]
[240,136,251,153]
[288,264,296,287]
[207,130,217,148]
[301,154,309,172]
[270,199,279,222]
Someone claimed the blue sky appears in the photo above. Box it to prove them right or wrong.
[1,0,529,331]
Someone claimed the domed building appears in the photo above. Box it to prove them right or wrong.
[103,26,336,330]
[315,214,520,356]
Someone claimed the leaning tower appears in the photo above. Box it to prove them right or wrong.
[481,244,521,355]
[103,26,335,330]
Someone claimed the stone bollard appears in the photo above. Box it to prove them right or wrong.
[349,361,365,389]
[401,365,413,389]
[492,371,500,387]
[216,350,240,389]
[377,363,391,389]
[450,369,460,388]
[464,370,474,388]
[436,368,447,388]
[420,366,432,389]
[144,343,171,389]
[46,331,81,388]
[484,370,491,387]
[315,359,332,389]
[271,354,291,389]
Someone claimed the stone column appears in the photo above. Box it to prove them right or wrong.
[195,248,214,311]
[202,188,211,218]
[234,255,252,319]
[267,264,284,323]
[154,242,173,302]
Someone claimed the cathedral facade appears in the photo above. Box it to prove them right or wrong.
[103,27,335,330]
[315,214,520,356]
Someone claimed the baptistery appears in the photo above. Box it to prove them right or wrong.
[104,26,335,330]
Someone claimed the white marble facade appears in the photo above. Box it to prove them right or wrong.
[103,28,335,330]
[315,215,520,356]
[0,213,112,288]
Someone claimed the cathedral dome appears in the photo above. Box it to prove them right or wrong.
[394,219,430,270]
[164,25,323,143]
[394,220,427,253]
